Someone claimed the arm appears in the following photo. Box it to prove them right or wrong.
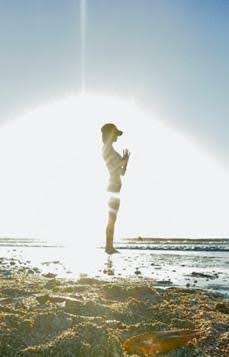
[121,149,130,176]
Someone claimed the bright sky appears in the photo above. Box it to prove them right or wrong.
[0,94,228,243]
[0,1,228,241]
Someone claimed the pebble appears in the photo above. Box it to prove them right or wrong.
[135,270,141,275]
[27,269,35,274]
[42,273,57,278]
[107,270,114,276]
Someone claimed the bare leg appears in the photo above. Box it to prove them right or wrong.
[105,196,120,254]
[105,212,116,252]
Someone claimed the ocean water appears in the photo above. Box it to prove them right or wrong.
[117,237,229,252]
[0,237,228,296]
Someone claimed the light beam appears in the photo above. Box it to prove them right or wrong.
[80,0,86,93]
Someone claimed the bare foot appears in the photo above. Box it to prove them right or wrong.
[105,247,119,254]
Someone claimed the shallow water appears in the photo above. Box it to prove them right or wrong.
[0,238,228,296]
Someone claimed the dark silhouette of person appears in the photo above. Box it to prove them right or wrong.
[101,123,130,254]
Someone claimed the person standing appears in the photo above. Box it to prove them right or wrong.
[101,123,130,254]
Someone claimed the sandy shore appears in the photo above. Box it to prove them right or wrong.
[0,257,228,356]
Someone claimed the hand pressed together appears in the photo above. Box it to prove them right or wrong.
[122,149,130,175]
[123,148,130,162]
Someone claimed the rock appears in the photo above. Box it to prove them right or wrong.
[2,271,12,279]
[65,298,82,313]
[33,312,57,333]
[171,318,194,329]
[212,322,229,332]
[79,273,88,278]
[191,272,216,280]
[42,272,57,278]
[135,270,141,275]
[0,304,13,313]
[20,319,33,332]
[103,284,162,304]
[77,277,102,285]
[191,299,197,305]
[2,287,23,297]
[52,316,73,330]
[49,295,67,303]
[107,269,114,276]
[215,303,229,314]
[21,324,123,356]
[27,269,35,274]
[41,261,50,266]
[44,278,61,290]
[0,269,6,276]
[36,294,50,304]
[157,280,173,286]
[81,300,112,317]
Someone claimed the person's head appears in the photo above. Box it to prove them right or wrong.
[101,123,123,144]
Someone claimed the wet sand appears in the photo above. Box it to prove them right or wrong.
[0,256,228,356]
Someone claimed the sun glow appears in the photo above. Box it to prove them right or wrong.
[0,93,228,246]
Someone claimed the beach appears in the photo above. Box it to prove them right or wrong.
[1,237,228,296]
[0,251,228,356]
